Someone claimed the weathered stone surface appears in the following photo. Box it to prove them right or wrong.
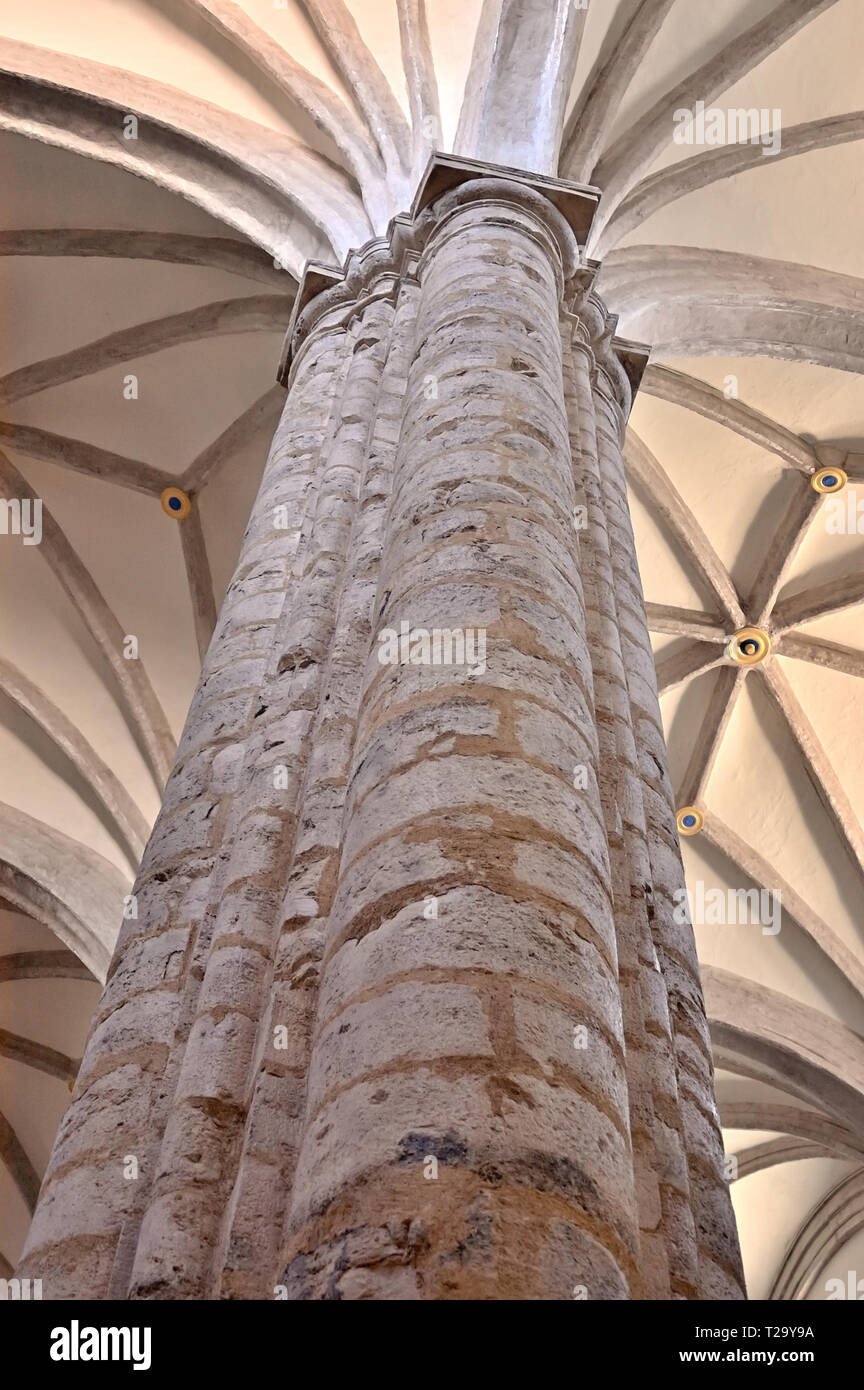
[17,164,743,1302]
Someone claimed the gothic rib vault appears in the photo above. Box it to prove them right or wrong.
[0,0,863,1299]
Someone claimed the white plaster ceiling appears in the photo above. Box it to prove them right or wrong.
[0,0,861,1299]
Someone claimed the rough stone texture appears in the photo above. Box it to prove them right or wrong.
[17,162,744,1301]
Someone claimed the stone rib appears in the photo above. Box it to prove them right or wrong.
[644,603,728,642]
[299,0,412,183]
[0,802,128,980]
[0,1109,41,1212]
[625,429,745,625]
[0,228,290,287]
[770,1169,864,1300]
[0,950,93,983]
[772,571,864,631]
[0,421,174,496]
[0,297,293,406]
[758,661,864,886]
[600,246,864,373]
[179,501,218,663]
[676,665,745,807]
[397,0,441,179]
[703,811,864,1004]
[591,0,842,238]
[0,449,176,787]
[178,0,391,226]
[720,1101,864,1161]
[453,0,587,175]
[733,1136,836,1180]
[597,112,864,255]
[705,966,864,1134]
[561,0,678,182]
[0,655,149,863]
[181,386,286,493]
[748,481,822,626]
[0,1028,76,1083]
[775,631,864,680]
[640,364,818,474]
[0,36,369,259]
[655,640,724,694]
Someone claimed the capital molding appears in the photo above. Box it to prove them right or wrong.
[278,152,649,408]
[566,261,649,420]
[411,151,600,247]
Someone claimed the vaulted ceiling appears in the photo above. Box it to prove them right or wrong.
[1,0,862,1299]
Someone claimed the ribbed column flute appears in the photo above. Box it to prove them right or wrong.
[563,317,674,1298]
[592,370,742,1300]
[217,276,421,1299]
[15,320,347,1298]
[125,297,393,1298]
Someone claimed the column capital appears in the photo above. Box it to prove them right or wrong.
[566,261,650,422]
[411,151,600,246]
[278,152,649,409]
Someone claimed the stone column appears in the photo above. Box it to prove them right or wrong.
[18,157,744,1302]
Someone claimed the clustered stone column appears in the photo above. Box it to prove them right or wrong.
[18,156,744,1301]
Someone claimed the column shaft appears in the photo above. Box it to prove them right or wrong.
[17,165,744,1303]
[282,184,641,1299]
